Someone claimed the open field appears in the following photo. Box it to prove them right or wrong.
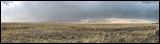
[1,23,159,43]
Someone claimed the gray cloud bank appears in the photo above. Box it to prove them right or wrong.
[1,1,159,22]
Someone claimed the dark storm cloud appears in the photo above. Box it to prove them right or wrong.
[1,1,159,22]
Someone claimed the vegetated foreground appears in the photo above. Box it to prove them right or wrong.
[1,23,159,43]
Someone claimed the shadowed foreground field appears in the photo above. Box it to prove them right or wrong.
[1,23,159,43]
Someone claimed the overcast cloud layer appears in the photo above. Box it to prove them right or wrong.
[1,1,159,22]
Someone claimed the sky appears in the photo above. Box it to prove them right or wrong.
[1,1,159,22]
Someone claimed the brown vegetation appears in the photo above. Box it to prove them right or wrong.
[1,23,159,43]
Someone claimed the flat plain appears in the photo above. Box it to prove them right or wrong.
[1,23,159,43]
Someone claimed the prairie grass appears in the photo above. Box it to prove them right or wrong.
[1,23,159,43]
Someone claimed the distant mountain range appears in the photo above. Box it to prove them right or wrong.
[44,18,156,23]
